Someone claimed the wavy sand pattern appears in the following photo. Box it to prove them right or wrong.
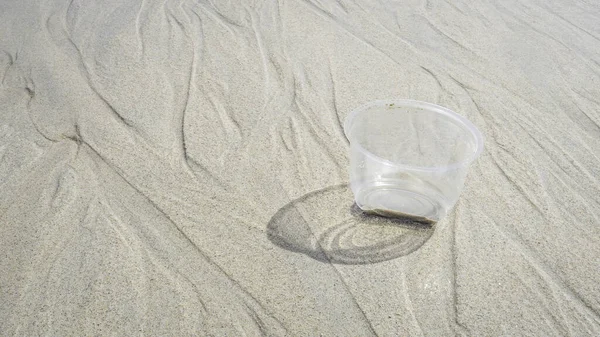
[1,0,599,335]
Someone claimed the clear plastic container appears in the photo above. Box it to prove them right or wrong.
[344,99,484,223]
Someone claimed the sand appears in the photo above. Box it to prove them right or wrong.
[1,0,599,335]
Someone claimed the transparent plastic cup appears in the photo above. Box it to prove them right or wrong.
[344,99,484,223]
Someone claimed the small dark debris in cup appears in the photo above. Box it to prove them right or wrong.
[364,208,437,225]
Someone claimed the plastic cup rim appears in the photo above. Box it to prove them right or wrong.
[344,99,485,173]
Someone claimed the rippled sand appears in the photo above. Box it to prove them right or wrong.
[1,0,599,335]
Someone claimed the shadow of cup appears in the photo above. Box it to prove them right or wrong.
[267,185,435,264]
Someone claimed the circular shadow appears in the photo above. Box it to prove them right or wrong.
[267,185,435,264]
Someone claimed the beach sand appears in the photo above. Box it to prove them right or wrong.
[1,0,599,335]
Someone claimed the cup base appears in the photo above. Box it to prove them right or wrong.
[354,181,446,223]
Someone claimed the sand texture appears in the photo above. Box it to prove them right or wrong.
[1,0,600,335]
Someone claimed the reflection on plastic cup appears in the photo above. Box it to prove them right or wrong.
[344,99,484,223]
